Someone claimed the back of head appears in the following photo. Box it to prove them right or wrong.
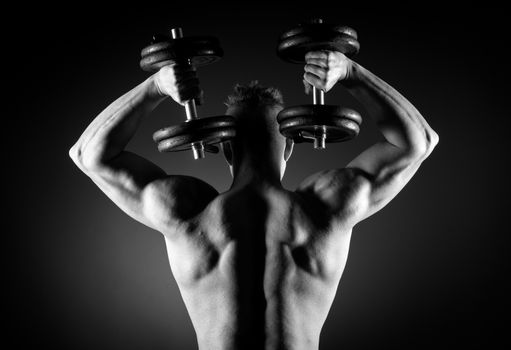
[225,80,284,111]
[223,81,293,177]
[225,81,284,143]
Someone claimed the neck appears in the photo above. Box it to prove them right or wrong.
[230,152,282,189]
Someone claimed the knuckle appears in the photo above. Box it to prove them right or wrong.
[159,66,175,81]
[327,52,335,65]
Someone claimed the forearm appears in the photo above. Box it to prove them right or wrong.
[345,62,438,154]
[70,74,166,168]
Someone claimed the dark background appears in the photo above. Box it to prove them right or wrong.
[9,4,509,350]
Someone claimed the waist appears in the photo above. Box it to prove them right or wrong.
[196,329,320,350]
[191,297,322,350]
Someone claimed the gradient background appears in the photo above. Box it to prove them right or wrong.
[9,4,509,350]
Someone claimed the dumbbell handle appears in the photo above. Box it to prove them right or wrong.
[171,27,204,159]
[171,28,199,121]
[311,75,326,149]
[310,20,325,106]
[312,86,324,105]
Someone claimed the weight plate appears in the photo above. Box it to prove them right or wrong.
[279,116,360,144]
[277,105,361,143]
[277,23,359,63]
[280,24,357,41]
[140,36,223,71]
[157,128,237,153]
[153,116,237,153]
[277,104,362,124]
[153,116,236,142]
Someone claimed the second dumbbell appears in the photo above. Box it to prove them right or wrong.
[140,28,236,159]
[276,19,362,149]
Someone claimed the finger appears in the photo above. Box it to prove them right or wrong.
[157,65,197,86]
[176,76,200,90]
[305,57,328,68]
[174,70,198,82]
[304,64,326,78]
[183,87,204,105]
[179,85,203,103]
[303,79,312,95]
[195,89,205,105]
[305,51,328,60]
[303,72,325,91]
[174,74,198,88]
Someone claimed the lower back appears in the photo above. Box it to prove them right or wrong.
[179,246,337,350]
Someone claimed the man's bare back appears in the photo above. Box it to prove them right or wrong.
[70,49,438,349]
[157,173,362,349]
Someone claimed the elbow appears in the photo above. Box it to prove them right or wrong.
[69,143,83,166]
[424,129,439,157]
[411,129,439,160]
[69,143,103,171]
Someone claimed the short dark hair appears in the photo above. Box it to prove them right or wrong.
[225,80,284,109]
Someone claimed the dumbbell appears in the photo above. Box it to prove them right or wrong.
[276,19,362,149]
[140,28,236,159]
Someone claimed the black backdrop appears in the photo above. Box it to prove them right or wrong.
[9,4,509,350]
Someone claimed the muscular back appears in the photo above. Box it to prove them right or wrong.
[70,56,438,350]
[155,171,365,350]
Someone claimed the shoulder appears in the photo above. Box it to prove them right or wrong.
[297,167,372,195]
[142,175,219,231]
[295,167,373,224]
[145,175,218,200]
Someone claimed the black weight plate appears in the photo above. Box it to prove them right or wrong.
[277,104,362,124]
[279,116,360,143]
[277,105,361,143]
[153,116,236,142]
[280,23,357,41]
[141,37,222,58]
[141,36,222,56]
[277,24,359,63]
[141,40,173,56]
[157,128,237,152]
[140,36,223,71]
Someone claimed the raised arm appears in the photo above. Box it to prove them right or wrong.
[69,66,217,232]
[298,51,439,223]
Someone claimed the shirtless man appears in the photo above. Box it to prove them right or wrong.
[70,49,439,349]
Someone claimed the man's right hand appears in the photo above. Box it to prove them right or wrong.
[303,51,352,94]
[155,64,204,105]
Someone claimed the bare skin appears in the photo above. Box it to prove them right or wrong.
[70,52,439,350]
